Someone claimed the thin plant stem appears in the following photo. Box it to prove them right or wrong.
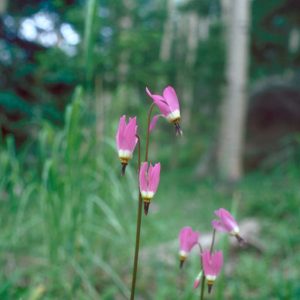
[198,242,205,300]
[130,102,155,299]
[200,229,217,299]
[209,229,216,253]
[130,135,142,300]
[145,103,155,161]
[200,273,206,300]
[130,103,156,299]
[197,242,203,254]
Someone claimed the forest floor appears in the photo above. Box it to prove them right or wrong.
[138,164,300,299]
[0,131,299,300]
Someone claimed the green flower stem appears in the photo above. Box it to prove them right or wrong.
[130,135,142,300]
[130,102,155,299]
[210,229,216,253]
[145,103,155,161]
[200,273,206,300]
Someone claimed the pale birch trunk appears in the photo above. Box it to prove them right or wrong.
[159,0,175,62]
[117,0,134,83]
[180,12,199,130]
[289,27,300,54]
[217,0,251,181]
[220,0,230,36]
[0,0,7,14]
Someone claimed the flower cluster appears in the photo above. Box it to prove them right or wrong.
[116,86,181,214]
[116,85,182,299]
[116,86,245,299]
[178,208,244,295]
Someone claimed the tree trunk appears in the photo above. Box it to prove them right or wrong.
[0,0,7,14]
[159,0,175,62]
[217,0,251,182]
[180,12,199,130]
[220,0,231,47]
[117,0,134,83]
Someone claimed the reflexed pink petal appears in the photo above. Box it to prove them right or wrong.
[163,86,180,111]
[218,208,235,222]
[145,87,163,101]
[202,251,213,275]
[149,163,160,193]
[214,208,239,233]
[145,87,170,116]
[179,227,200,253]
[214,208,222,218]
[220,209,238,229]
[149,115,160,132]
[116,115,126,149]
[179,227,191,252]
[139,162,148,192]
[125,117,137,151]
[190,231,200,246]
[202,250,223,277]
[153,98,170,116]
[145,86,153,98]
[148,163,153,187]
[211,220,227,232]
[213,251,223,275]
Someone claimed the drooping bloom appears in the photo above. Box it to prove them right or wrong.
[139,162,161,215]
[178,226,200,268]
[212,208,243,243]
[146,86,182,135]
[202,250,223,293]
[116,115,138,175]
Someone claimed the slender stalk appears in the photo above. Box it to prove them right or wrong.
[145,103,155,161]
[130,103,155,299]
[198,242,205,300]
[130,135,142,300]
[200,274,206,300]
[209,229,216,253]
[197,242,203,254]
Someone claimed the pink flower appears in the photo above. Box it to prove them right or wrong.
[146,86,182,135]
[139,162,161,215]
[212,208,240,237]
[178,226,200,267]
[116,115,138,174]
[202,250,223,293]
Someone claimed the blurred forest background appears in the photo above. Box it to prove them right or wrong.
[0,0,300,299]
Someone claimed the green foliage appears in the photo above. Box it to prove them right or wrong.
[179,0,221,17]
[84,0,98,86]
[0,89,300,298]
[0,88,136,298]
[251,0,300,79]
[0,92,32,116]
[1,0,300,299]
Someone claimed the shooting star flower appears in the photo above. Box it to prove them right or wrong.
[116,115,138,175]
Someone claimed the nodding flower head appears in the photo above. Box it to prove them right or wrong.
[202,250,223,293]
[116,115,138,175]
[178,226,200,268]
[212,208,243,243]
[139,162,161,215]
[146,86,182,135]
